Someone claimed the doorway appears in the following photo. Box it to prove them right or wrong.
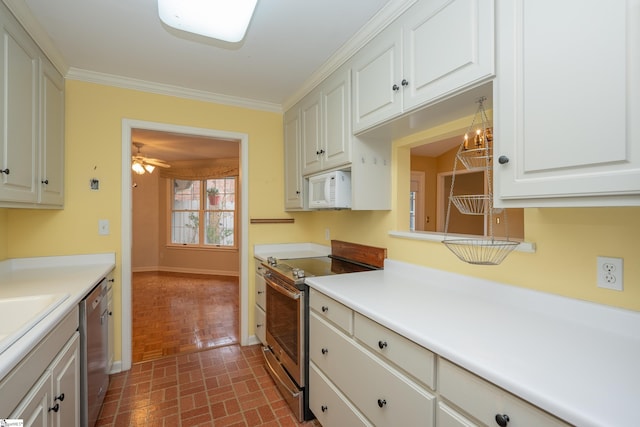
[120,119,250,372]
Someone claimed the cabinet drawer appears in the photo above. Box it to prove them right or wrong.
[438,358,569,427]
[254,305,266,345]
[437,402,477,427]
[309,288,353,333]
[354,312,435,389]
[310,312,435,427]
[309,361,372,427]
[255,273,266,309]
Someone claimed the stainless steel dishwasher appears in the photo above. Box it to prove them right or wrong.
[79,278,109,427]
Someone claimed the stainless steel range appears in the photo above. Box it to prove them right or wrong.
[261,241,386,422]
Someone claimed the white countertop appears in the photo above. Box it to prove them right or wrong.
[254,243,330,261]
[306,259,640,427]
[0,253,116,381]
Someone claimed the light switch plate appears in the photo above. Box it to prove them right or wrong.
[98,219,110,235]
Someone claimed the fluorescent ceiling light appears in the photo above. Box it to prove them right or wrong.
[158,0,258,42]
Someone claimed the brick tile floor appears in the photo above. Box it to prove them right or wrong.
[96,344,320,427]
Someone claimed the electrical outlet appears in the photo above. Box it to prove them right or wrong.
[325,228,330,241]
[597,256,623,291]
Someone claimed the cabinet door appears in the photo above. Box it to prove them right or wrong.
[494,0,640,207]
[51,333,80,427]
[352,22,403,134]
[39,58,64,206]
[11,372,52,427]
[300,90,323,175]
[322,67,352,170]
[403,0,494,111]
[0,11,39,203]
[254,305,266,345]
[283,107,304,210]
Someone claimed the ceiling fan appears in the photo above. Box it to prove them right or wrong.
[131,142,170,174]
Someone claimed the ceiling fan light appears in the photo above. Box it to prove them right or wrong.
[144,164,156,173]
[132,161,146,175]
[158,0,258,43]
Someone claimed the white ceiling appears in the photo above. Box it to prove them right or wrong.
[11,0,406,160]
[20,0,396,107]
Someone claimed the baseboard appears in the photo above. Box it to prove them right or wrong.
[246,335,262,346]
[131,266,239,276]
[110,360,123,374]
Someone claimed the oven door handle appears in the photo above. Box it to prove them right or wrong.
[263,347,301,399]
[266,278,301,300]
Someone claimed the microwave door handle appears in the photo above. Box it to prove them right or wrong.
[266,279,301,300]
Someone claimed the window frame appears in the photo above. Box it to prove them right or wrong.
[167,177,238,250]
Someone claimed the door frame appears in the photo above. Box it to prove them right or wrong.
[120,119,249,371]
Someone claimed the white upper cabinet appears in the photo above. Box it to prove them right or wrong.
[0,3,65,208]
[352,0,495,134]
[40,59,65,206]
[493,0,640,207]
[301,66,352,176]
[322,68,352,172]
[284,106,304,210]
[0,8,39,204]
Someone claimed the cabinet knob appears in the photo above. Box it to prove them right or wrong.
[41,179,49,184]
[498,155,510,165]
[257,290,264,294]
[295,190,300,195]
[321,405,328,412]
[48,403,60,413]
[256,323,263,328]
[0,168,9,175]
[321,306,329,313]
[55,393,65,402]
[319,149,325,154]
[392,84,400,91]
[377,399,387,408]
[321,348,329,355]
[495,414,510,426]
[378,340,388,349]
[401,79,409,87]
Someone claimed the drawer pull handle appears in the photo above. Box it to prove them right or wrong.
[321,306,329,313]
[495,414,510,426]
[378,340,387,349]
[377,399,387,408]
[321,348,329,355]
[48,403,60,413]
[321,405,328,412]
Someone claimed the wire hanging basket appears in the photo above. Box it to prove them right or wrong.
[457,147,492,170]
[442,239,519,265]
[442,96,516,266]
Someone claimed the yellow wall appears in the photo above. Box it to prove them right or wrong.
[303,120,640,312]
[3,80,318,360]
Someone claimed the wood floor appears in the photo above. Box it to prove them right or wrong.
[131,272,239,363]
[96,271,318,426]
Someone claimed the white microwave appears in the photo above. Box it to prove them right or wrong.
[308,170,351,209]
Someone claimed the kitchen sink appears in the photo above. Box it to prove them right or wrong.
[0,293,70,355]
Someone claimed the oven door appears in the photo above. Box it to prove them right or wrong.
[265,272,305,387]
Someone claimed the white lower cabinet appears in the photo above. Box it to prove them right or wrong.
[309,361,373,427]
[254,258,267,345]
[1,308,80,426]
[438,358,569,427]
[310,298,436,427]
[309,289,571,427]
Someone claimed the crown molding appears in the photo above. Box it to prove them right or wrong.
[281,0,417,111]
[66,68,282,113]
